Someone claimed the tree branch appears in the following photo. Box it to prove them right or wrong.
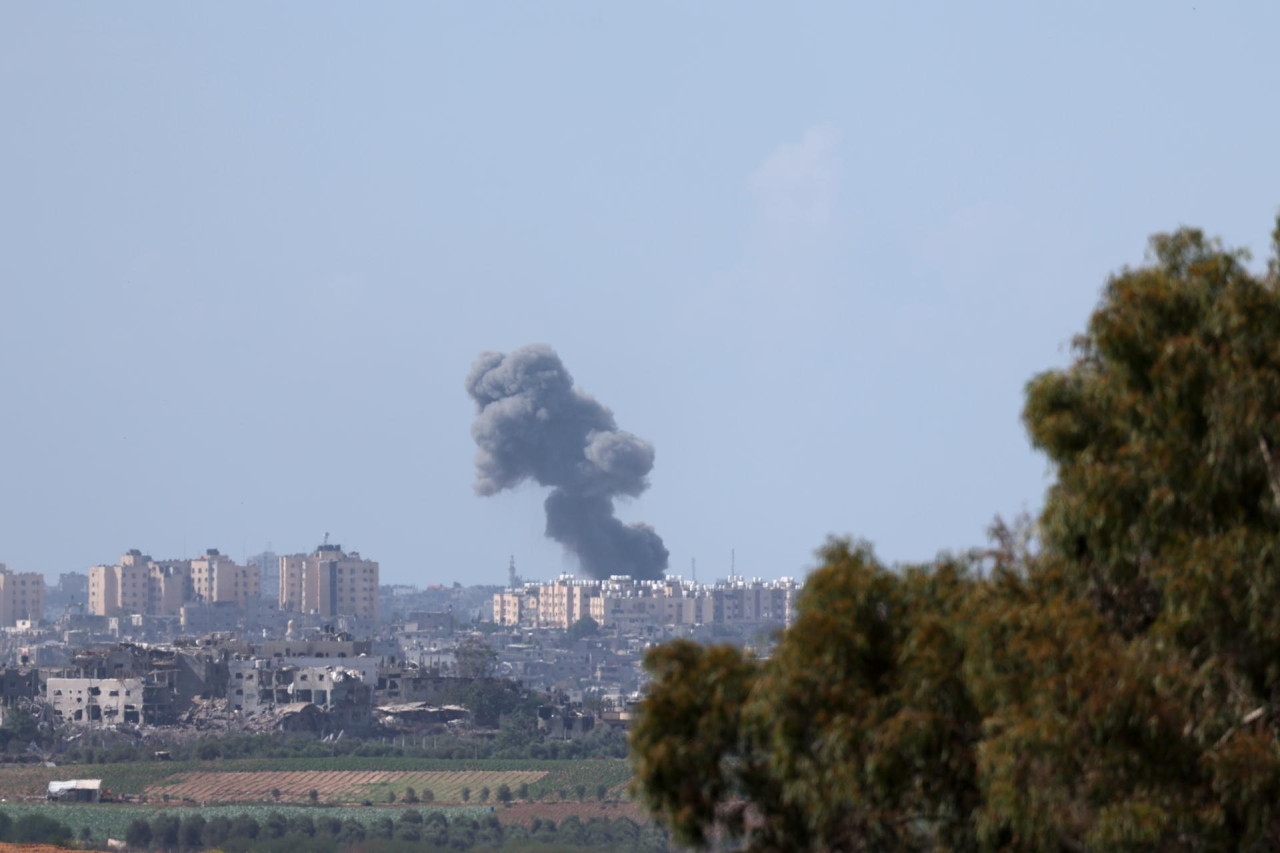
[1258,436,1280,510]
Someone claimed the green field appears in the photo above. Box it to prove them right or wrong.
[0,802,494,841]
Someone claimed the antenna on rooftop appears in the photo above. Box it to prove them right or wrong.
[731,548,736,580]
[323,532,330,546]
[691,557,697,584]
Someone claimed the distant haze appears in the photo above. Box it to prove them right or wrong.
[466,345,669,580]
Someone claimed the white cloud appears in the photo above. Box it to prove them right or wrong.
[749,124,842,234]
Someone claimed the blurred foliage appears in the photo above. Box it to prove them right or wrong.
[631,217,1280,851]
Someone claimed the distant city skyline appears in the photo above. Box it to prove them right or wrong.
[3,4,1278,586]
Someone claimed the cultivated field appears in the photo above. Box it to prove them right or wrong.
[494,801,650,826]
[0,758,631,805]
[150,769,548,804]
[0,802,495,842]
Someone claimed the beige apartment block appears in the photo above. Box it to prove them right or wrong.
[494,589,538,627]
[278,543,378,620]
[0,564,44,626]
[88,550,155,617]
[190,549,260,607]
[494,574,800,631]
[537,577,599,629]
[88,548,255,617]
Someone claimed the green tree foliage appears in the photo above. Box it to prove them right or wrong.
[632,543,979,851]
[180,815,206,849]
[125,817,152,849]
[567,615,601,642]
[8,814,69,846]
[454,634,499,678]
[631,218,1280,851]
[0,704,40,749]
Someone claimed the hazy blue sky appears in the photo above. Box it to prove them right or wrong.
[2,4,1277,586]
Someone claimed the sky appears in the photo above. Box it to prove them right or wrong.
[1,3,1278,586]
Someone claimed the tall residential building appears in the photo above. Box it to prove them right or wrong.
[279,543,378,620]
[0,564,44,626]
[249,550,280,603]
[190,549,260,608]
[88,548,256,617]
[89,550,155,617]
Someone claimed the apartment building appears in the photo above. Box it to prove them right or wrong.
[494,589,538,627]
[88,548,257,617]
[537,577,599,628]
[88,550,154,617]
[494,574,800,631]
[0,564,44,626]
[279,543,379,620]
[190,549,260,607]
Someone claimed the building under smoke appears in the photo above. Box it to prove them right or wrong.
[466,344,668,580]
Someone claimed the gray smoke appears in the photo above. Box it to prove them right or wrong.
[466,344,668,580]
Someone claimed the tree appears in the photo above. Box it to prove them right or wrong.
[497,783,513,804]
[566,615,600,642]
[125,818,151,849]
[632,542,979,851]
[454,635,499,678]
[986,220,1280,847]
[151,814,181,849]
[11,815,70,846]
[180,815,206,849]
[630,218,1280,851]
[0,704,40,748]
[461,786,471,802]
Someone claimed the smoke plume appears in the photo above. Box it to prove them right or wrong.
[466,344,668,580]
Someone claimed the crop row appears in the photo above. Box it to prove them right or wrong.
[0,802,495,841]
[149,770,549,804]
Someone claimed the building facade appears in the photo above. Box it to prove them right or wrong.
[88,549,259,617]
[190,549,260,608]
[494,574,800,631]
[278,544,379,620]
[0,564,44,627]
